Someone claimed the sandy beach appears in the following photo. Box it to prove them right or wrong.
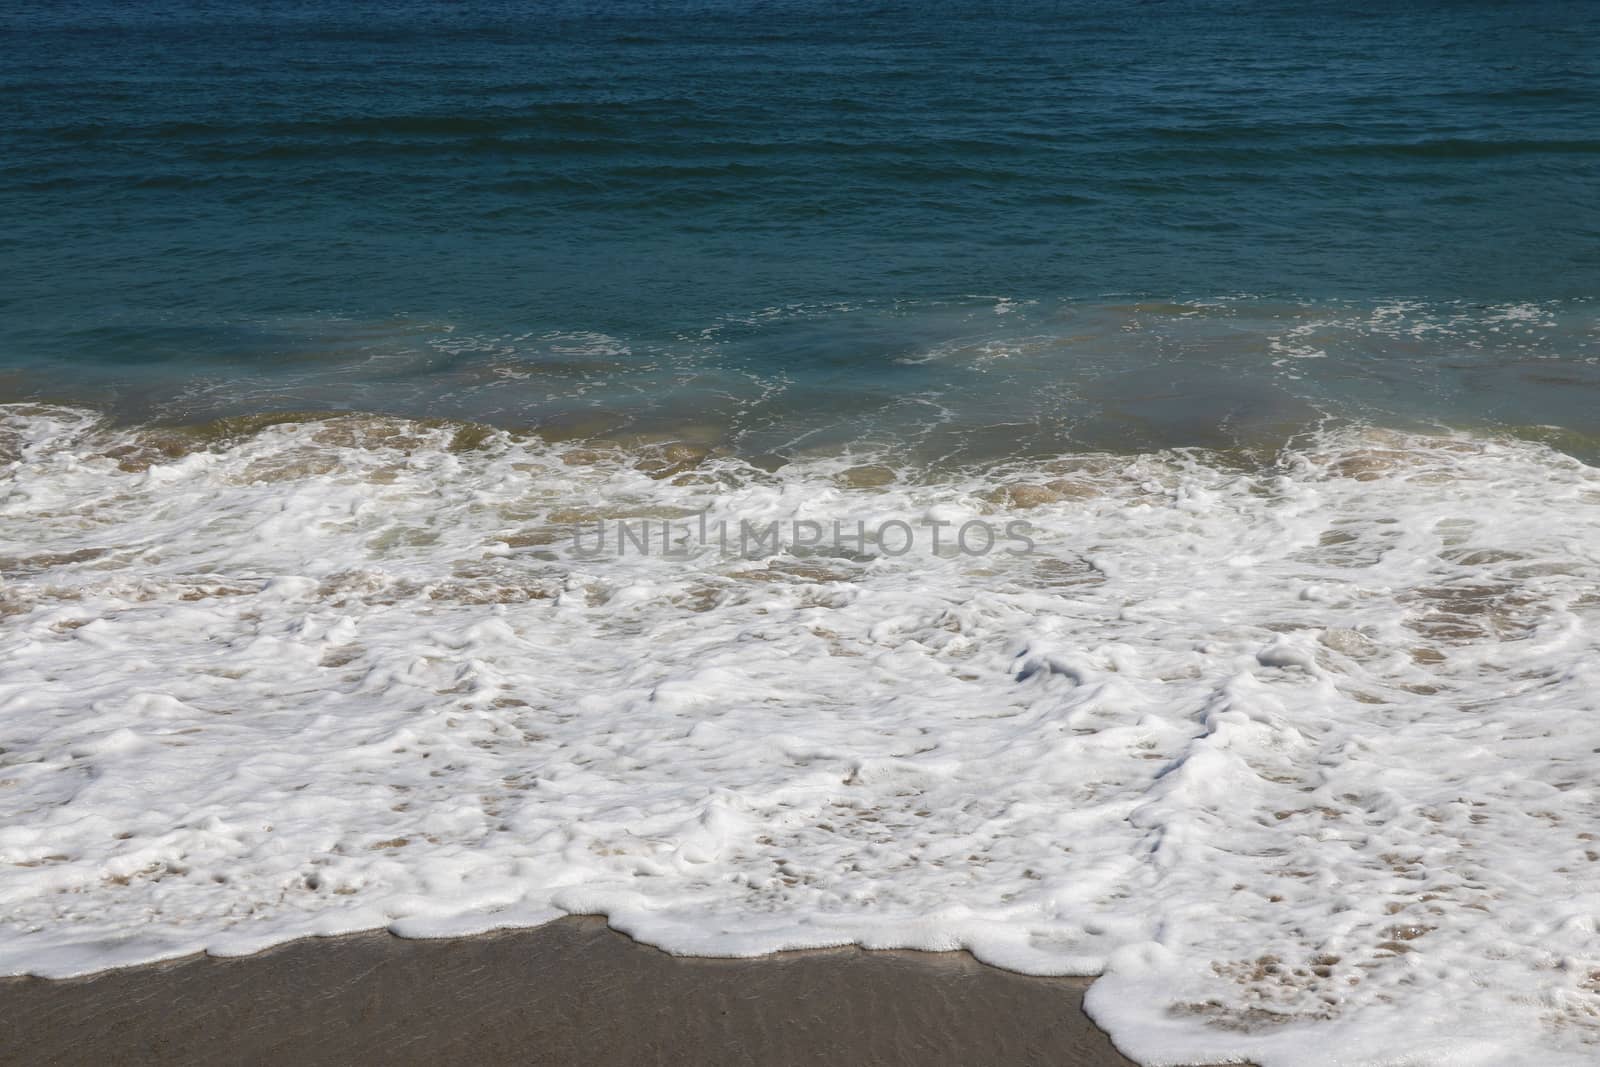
[0,917,1142,1066]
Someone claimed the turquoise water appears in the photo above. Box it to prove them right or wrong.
[3,0,1598,456]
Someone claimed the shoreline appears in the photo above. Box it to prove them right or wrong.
[0,916,1147,1066]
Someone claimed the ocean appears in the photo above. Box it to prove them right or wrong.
[3,2,1600,1064]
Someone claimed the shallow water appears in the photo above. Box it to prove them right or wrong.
[2,296,1597,469]
[4,406,1600,1067]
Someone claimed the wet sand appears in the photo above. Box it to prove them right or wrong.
[0,917,1140,1066]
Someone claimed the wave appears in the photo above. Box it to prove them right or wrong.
[3,405,1600,1064]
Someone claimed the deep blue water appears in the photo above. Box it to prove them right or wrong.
[3,0,1598,458]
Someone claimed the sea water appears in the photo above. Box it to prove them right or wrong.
[3,3,1600,1065]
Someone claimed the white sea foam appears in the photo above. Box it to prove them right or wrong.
[1264,298,1568,353]
[3,405,1600,1065]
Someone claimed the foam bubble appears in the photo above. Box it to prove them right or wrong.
[3,406,1600,1065]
